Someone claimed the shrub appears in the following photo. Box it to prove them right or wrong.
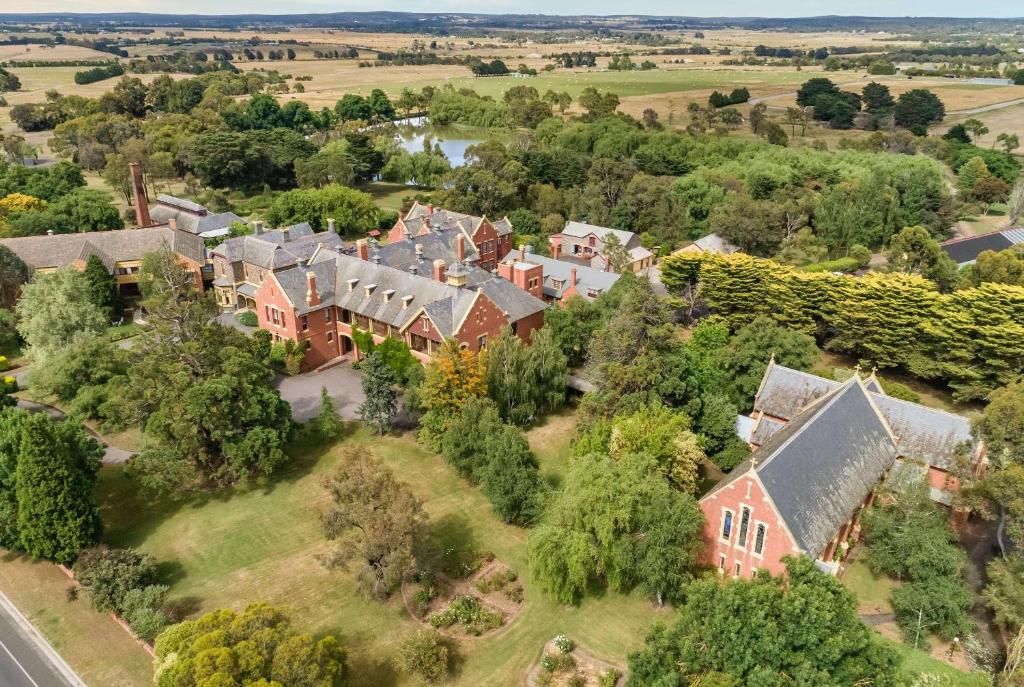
[396,629,452,683]
[567,675,586,687]
[72,546,159,614]
[427,595,503,635]
[553,634,574,653]
[891,578,972,646]
[540,654,558,672]
[803,257,862,273]
[269,339,307,375]
[0,356,8,372]
[599,669,622,687]
[120,585,170,643]
[236,311,258,327]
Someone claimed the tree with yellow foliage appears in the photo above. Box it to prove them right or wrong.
[417,339,486,450]
[0,192,47,216]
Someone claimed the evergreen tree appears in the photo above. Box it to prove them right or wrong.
[359,351,398,435]
[15,412,102,563]
[81,254,122,321]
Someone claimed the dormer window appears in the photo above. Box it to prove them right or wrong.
[347,278,359,292]
[402,295,414,309]
[383,289,395,302]
[365,283,376,297]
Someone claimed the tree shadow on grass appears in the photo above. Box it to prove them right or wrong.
[164,595,202,622]
[346,652,400,687]
[422,512,483,577]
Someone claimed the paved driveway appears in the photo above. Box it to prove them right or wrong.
[275,364,365,423]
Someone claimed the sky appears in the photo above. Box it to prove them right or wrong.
[0,0,1020,17]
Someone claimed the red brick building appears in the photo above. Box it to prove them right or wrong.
[254,245,547,371]
[701,365,985,579]
[387,202,513,271]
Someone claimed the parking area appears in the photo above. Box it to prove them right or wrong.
[274,364,366,423]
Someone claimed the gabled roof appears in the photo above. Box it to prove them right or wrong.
[149,196,242,238]
[710,377,899,559]
[560,221,639,248]
[500,250,619,300]
[403,201,513,238]
[0,225,206,269]
[370,230,486,286]
[752,361,978,470]
[690,232,740,255]
[212,225,341,271]
[278,248,546,328]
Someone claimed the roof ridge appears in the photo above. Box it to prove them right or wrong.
[869,390,971,421]
[755,375,868,473]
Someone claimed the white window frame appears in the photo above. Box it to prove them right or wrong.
[719,508,735,544]
[752,521,768,559]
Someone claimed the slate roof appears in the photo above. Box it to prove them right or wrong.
[212,225,342,271]
[560,221,640,248]
[0,225,206,270]
[370,230,487,286]
[941,228,1024,267]
[278,249,547,331]
[149,195,243,238]
[502,249,620,300]
[689,232,740,255]
[404,201,513,238]
[751,361,978,471]
[711,378,899,558]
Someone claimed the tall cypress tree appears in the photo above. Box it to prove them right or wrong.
[15,413,103,563]
[82,254,122,321]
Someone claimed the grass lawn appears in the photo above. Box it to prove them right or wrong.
[97,425,660,687]
[842,556,896,615]
[0,554,153,686]
[364,182,419,213]
[884,638,991,687]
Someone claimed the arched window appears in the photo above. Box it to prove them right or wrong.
[754,523,767,555]
[737,507,751,548]
[721,510,733,540]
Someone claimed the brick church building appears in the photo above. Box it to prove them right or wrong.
[700,362,985,579]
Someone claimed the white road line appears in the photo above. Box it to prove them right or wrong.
[0,636,42,687]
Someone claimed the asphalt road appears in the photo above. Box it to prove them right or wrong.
[0,593,82,687]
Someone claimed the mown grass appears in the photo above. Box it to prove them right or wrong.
[885,639,992,687]
[97,425,659,687]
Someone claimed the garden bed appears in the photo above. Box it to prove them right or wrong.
[527,636,626,687]
[403,557,524,639]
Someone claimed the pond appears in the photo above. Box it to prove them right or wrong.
[393,116,490,168]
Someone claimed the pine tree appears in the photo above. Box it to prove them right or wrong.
[82,254,122,321]
[359,351,398,435]
[15,413,102,563]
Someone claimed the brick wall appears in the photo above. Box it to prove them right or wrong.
[699,474,798,578]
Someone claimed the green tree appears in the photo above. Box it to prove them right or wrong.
[418,340,486,450]
[796,77,838,107]
[264,184,379,234]
[962,118,989,145]
[577,87,619,119]
[976,380,1024,466]
[154,604,348,687]
[109,249,292,492]
[359,351,398,435]
[627,556,903,687]
[997,133,1020,156]
[894,89,945,130]
[885,225,960,292]
[984,557,1024,632]
[528,452,704,605]
[478,423,545,525]
[485,326,566,426]
[0,245,30,309]
[313,386,345,441]
[15,412,102,563]
[72,546,158,614]
[862,81,895,113]
[321,446,426,599]
[335,94,373,122]
[15,267,108,362]
[81,254,122,321]
[717,315,819,407]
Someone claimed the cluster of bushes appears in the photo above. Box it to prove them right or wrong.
[0,67,20,92]
[73,546,171,642]
[708,87,750,108]
[470,58,510,76]
[73,62,125,85]
[428,595,503,636]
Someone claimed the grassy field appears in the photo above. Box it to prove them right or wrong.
[96,424,660,687]
[0,554,154,686]
[842,556,897,615]
[939,100,1024,145]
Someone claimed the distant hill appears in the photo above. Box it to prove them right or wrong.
[0,12,1021,34]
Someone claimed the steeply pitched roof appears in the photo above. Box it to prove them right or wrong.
[370,230,485,285]
[712,378,899,558]
[0,225,205,269]
[560,221,639,248]
[500,250,619,300]
[149,195,243,238]
[752,361,978,470]
[277,248,546,328]
[404,201,513,238]
[212,225,341,271]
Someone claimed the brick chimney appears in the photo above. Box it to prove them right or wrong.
[457,234,465,261]
[552,240,561,260]
[129,163,152,228]
[356,238,369,261]
[570,267,577,288]
[282,227,291,242]
[426,203,433,215]
[433,259,446,282]
[306,271,320,306]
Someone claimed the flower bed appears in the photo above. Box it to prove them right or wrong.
[528,636,625,687]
